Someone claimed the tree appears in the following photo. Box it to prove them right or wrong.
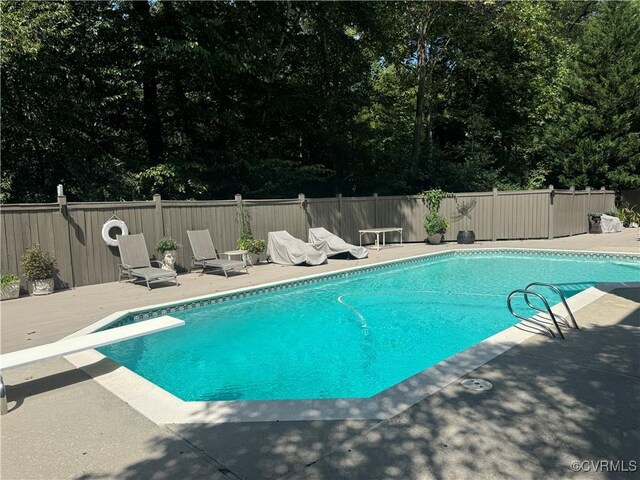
[543,0,640,191]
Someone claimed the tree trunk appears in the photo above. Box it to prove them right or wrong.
[261,1,296,127]
[410,7,430,177]
[133,1,163,165]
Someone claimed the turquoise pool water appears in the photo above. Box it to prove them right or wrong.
[98,251,639,401]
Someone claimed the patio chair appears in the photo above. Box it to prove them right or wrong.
[308,227,369,259]
[117,233,179,290]
[266,230,328,265]
[187,229,248,277]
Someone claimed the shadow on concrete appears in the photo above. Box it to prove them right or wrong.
[69,290,639,480]
[5,358,119,414]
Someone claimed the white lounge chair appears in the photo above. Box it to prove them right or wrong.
[308,227,369,259]
[187,229,248,277]
[266,231,328,265]
[117,233,179,289]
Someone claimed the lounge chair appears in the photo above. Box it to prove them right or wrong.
[266,230,328,265]
[187,229,248,277]
[117,233,179,289]
[308,227,369,259]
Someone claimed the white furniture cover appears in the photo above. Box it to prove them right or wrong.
[601,214,623,233]
[266,231,328,265]
[308,227,369,259]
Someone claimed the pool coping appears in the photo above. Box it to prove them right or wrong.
[64,248,640,424]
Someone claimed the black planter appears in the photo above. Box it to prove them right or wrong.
[457,230,476,244]
[589,215,602,234]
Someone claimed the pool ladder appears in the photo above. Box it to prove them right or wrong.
[507,283,579,340]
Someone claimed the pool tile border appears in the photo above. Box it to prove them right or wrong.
[93,248,640,331]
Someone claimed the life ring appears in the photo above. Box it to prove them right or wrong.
[102,219,129,246]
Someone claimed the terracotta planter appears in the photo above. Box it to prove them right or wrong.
[427,234,443,245]
[1,281,20,300]
[28,278,54,296]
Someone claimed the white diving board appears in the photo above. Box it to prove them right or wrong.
[0,316,184,414]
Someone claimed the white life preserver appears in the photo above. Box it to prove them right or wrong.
[102,218,129,247]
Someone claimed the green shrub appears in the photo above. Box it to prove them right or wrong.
[237,234,266,255]
[418,189,453,236]
[21,244,56,280]
[236,207,266,255]
[156,237,182,254]
[424,212,449,235]
[1,273,19,287]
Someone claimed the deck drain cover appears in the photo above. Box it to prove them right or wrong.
[461,378,493,391]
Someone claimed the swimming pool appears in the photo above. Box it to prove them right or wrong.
[97,249,639,403]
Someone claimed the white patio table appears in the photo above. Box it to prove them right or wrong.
[358,227,403,250]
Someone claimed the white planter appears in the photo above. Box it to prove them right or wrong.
[1,281,20,300]
[28,278,54,296]
[161,250,177,271]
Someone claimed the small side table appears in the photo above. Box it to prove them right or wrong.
[224,249,253,267]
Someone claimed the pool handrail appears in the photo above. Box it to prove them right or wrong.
[507,289,566,340]
[524,282,579,330]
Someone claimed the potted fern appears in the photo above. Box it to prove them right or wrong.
[1,273,20,300]
[156,237,182,271]
[21,244,56,295]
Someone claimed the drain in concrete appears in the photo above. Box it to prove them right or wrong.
[460,378,493,391]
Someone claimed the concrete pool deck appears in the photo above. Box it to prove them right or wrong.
[1,231,639,479]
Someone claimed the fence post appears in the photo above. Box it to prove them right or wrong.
[298,193,308,230]
[337,193,343,238]
[492,187,498,242]
[235,194,243,235]
[57,194,76,288]
[153,193,164,241]
[373,193,378,228]
[600,186,606,212]
[548,185,555,240]
[569,186,576,236]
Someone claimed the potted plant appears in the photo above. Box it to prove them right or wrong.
[156,237,182,271]
[588,212,602,234]
[418,189,453,244]
[21,244,56,295]
[424,211,449,245]
[1,273,20,300]
[237,207,266,262]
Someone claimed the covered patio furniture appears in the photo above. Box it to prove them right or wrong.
[117,233,179,289]
[266,231,328,265]
[308,227,369,259]
[187,229,248,277]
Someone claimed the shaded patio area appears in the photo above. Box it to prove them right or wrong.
[1,231,639,479]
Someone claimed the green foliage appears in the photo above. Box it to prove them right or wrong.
[424,211,448,236]
[1,273,19,287]
[417,189,454,213]
[237,235,267,256]
[236,207,265,255]
[614,204,639,226]
[418,189,451,236]
[20,244,56,280]
[1,1,637,201]
[156,237,182,254]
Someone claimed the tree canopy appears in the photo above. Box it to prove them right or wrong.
[1,0,638,202]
